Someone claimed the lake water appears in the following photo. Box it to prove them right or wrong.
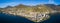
[40,13,60,23]
[0,12,60,23]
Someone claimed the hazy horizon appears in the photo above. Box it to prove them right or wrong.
[0,0,60,8]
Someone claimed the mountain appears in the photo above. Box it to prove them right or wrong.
[0,4,54,22]
[5,6,13,8]
[15,4,29,8]
[44,4,60,11]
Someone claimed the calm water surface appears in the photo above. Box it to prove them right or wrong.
[0,12,60,23]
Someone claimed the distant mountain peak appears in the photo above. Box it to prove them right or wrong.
[5,6,13,8]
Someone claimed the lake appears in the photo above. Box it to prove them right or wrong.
[40,13,60,23]
[0,12,60,23]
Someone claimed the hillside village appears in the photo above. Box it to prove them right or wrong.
[0,4,59,22]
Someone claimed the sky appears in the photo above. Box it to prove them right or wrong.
[0,0,60,8]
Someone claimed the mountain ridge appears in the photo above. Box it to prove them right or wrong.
[0,4,60,22]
